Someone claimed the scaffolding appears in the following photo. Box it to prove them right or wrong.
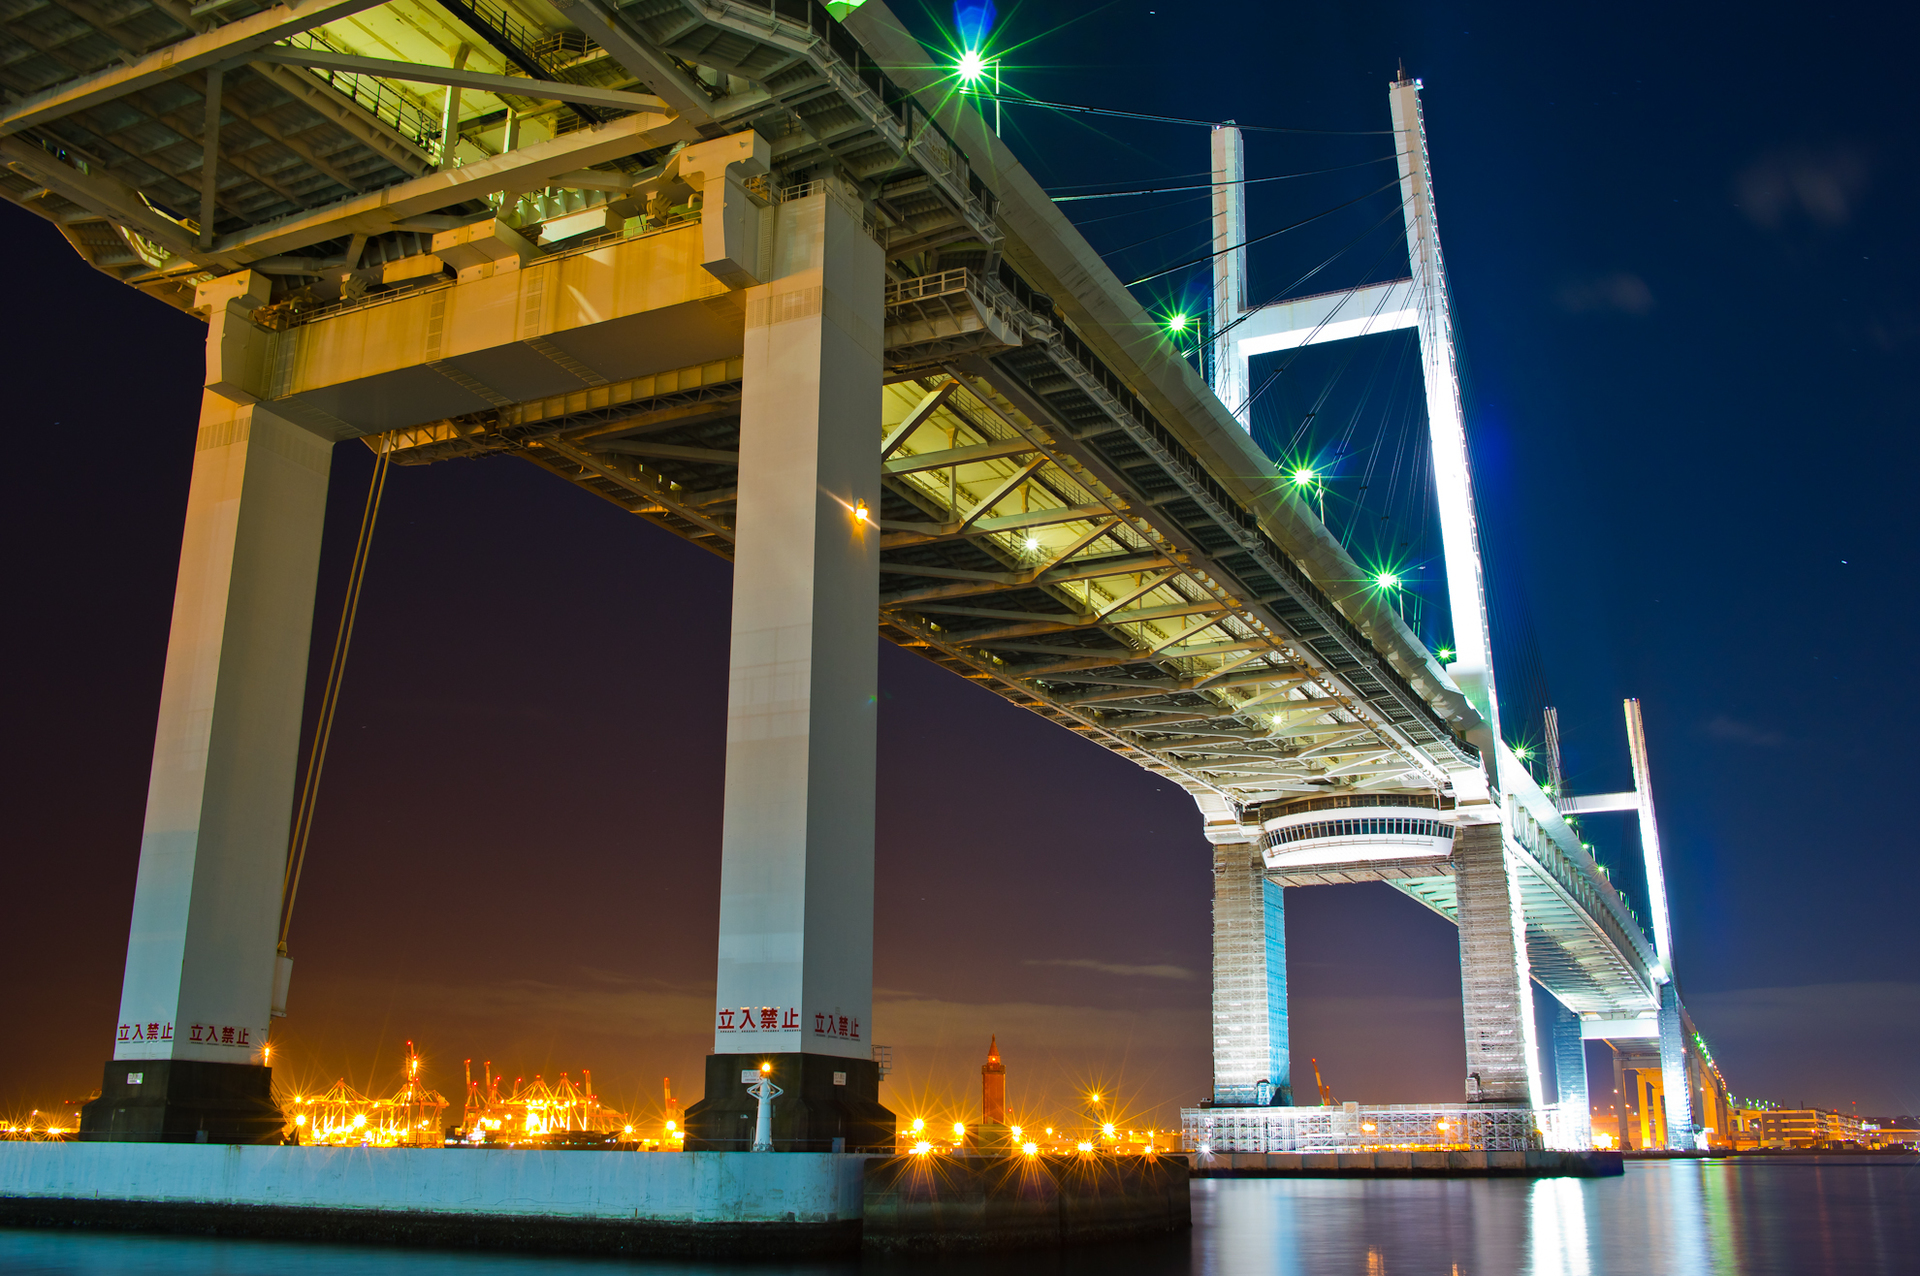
[1183,1103,1547,1154]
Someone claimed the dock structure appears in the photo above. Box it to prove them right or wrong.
[2,0,1728,1248]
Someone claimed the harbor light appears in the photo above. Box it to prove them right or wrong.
[911,1117,925,1133]
[1164,312,1190,334]
[1102,1122,1116,1138]
[956,49,989,85]
[953,1121,966,1140]
[1291,466,1316,487]
[1077,1141,1093,1153]
[1023,1141,1038,1155]
[913,1140,931,1155]
[1374,571,1399,590]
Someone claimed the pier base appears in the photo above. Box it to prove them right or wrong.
[683,1053,892,1152]
[77,1061,283,1145]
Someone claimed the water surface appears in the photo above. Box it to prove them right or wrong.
[3,1160,1912,1274]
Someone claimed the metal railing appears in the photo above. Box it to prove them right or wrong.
[884,268,970,306]
[280,31,442,153]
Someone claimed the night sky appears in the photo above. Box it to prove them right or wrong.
[3,0,1915,1134]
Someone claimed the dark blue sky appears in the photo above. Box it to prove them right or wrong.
[2,0,1913,1126]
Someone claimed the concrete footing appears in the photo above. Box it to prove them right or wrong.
[684,1053,892,1152]
[1192,1149,1623,1177]
[78,1060,283,1145]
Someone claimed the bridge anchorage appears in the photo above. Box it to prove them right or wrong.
[0,0,1720,1153]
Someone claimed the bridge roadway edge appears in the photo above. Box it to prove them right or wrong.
[0,1143,1193,1257]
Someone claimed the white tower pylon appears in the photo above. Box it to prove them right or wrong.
[1388,74,1500,758]
[1210,124,1248,423]
[1625,696,1696,1147]
[1390,73,1541,1110]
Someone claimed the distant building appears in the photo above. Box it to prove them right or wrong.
[1734,1105,1876,1149]
[1866,1118,1918,1150]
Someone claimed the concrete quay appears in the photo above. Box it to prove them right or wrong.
[0,1143,865,1256]
[864,1151,1190,1254]
[0,1143,1191,1257]
[1192,1149,1623,1178]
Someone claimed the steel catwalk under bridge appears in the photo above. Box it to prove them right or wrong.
[0,0,1660,1022]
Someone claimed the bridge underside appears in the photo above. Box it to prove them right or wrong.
[4,0,1710,1151]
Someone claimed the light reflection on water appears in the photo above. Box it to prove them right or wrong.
[2,1161,1914,1275]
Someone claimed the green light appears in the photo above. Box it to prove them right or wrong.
[1291,467,1316,486]
[1165,311,1190,333]
[1436,646,1454,660]
[1514,744,1532,761]
[1374,571,1399,590]
[956,49,988,85]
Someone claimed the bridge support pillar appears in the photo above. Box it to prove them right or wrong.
[685,184,891,1151]
[1658,982,1696,1149]
[1208,841,1290,1105]
[1453,821,1542,1107]
[81,298,333,1141]
[1549,999,1589,1148]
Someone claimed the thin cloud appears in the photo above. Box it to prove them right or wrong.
[1703,714,1785,747]
[1735,143,1870,228]
[1022,958,1196,980]
[1556,272,1655,315]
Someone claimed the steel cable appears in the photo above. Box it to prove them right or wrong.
[279,442,391,946]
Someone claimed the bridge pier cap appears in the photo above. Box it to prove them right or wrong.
[684,180,892,1151]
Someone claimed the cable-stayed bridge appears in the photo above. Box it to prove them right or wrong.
[0,0,1725,1150]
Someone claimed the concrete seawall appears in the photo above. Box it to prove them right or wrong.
[0,1144,866,1256]
[1192,1149,1624,1177]
[863,1152,1191,1253]
[1,1144,1194,1256]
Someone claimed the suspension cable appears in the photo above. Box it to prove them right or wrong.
[279,442,392,947]
[972,94,1394,135]
[1052,155,1397,201]
[1124,177,1403,287]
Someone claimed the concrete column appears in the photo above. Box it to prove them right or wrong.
[684,183,890,1151]
[1210,842,1290,1105]
[1453,821,1542,1106]
[1609,1043,1631,1150]
[1550,999,1589,1147]
[1659,982,1695,1149]
[82,281,333,1141]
